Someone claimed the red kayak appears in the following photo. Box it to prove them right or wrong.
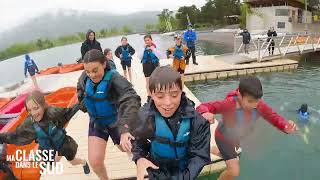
[0,93,28,114]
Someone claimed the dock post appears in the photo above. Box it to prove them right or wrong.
[257,38,261,62]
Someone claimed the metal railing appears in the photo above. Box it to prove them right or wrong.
[234,32,320,62]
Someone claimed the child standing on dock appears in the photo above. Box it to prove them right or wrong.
[132,66,210,180]
[115,37,135,82]
[77,49,141,180]
[24,54,40,90]
[104,48,117,70]
[167,34,191,86]
[140,35,161,98]
[196,76,297,180]
[0,90,90,174]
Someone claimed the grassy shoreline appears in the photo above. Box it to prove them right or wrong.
[0,28,132,62]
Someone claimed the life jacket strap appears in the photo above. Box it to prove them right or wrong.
[153,136,188,148]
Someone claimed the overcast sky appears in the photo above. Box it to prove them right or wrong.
[0,0,206,33]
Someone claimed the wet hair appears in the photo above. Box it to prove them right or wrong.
[121,37,128,41]
[239,76,263,99]
[149,65,182,93]
[83,49,111,70]
[144,34,152,40]
[25,90,47,111]
[103,48,112,56]
[299,104,308,113]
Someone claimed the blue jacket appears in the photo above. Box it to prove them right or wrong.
[84,70,117,126]
[183,30,197,48]
[24,54,39,76]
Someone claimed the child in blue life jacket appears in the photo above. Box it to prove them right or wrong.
[132,66,210,180]
[115,37,135,82]
[104,48,117,70]
[0,90,90,174]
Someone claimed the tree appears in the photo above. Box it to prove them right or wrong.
[36,39,43,49]
[175,5,201,29]
[239,2,263,29]
[145,24,155,32]
[308,0,320,8]
[122,26,132,34]
[157,9,174,32]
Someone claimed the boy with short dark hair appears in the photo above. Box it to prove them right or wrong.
[132,66,210,180]
[196,76,297,180]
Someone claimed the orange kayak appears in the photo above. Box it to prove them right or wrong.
[38,66,60,76]
[59,63,84,74]
[0,98,12,109]
[0,87,78,180]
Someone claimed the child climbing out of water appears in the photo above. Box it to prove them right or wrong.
[24,54,40,90]
[115,37,135,82]
[167,34,191,86]
[0,90,90,174]
[104,48,117,70]
[132,66,210,180]
[139,35,162,99]
[77,49,141,180]
[196,76,298,180]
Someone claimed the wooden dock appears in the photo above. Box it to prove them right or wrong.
[0,54,298,179]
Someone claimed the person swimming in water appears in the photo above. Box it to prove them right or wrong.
[297,104,310,123]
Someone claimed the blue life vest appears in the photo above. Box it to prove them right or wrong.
[173,45,185,60]
[150,113,191,170]
[298,111,309,122]
[26,59,33,67]
[26,59,36,72]
[108,60,117,70]
[84,70,117,126]
[121,46,131,61]
[141,48,159,64]
[32,122,66,151]
[219,96,258,141]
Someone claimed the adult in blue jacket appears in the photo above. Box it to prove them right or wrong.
[183,24,198,65]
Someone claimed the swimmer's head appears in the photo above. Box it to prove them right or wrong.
[149,66,183,118]
[83,49,110,84]
[238,76,263,110]
[299,104,308,113]
[25,90,47,122]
